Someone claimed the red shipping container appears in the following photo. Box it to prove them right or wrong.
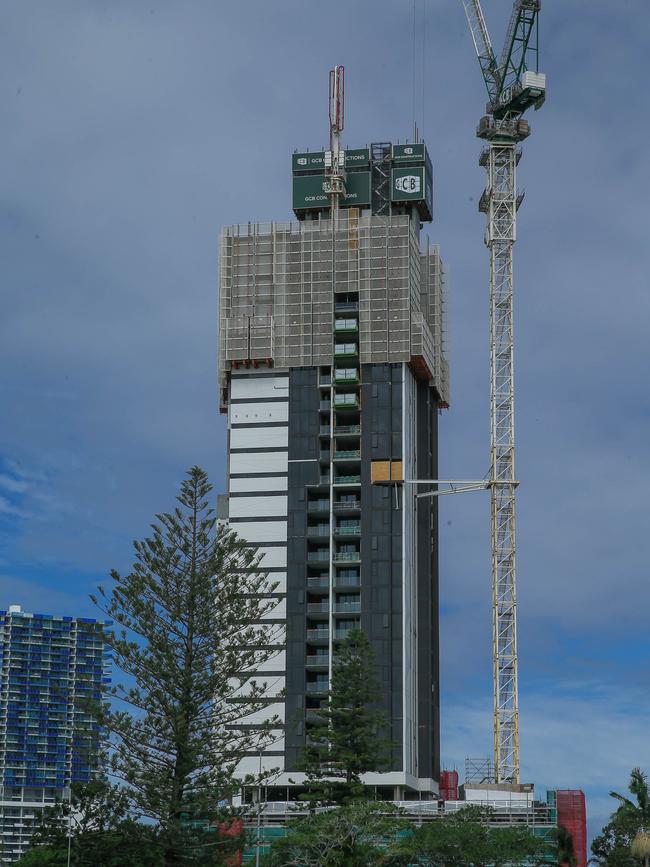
[556,790,587,867]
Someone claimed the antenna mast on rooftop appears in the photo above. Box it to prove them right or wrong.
[327,65,346,222]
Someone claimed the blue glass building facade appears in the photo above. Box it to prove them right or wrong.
[0,605,110,862]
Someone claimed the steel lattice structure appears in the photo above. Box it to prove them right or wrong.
[483,132,520,782]
[460,0,545,783]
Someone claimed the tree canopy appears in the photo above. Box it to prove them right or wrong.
[300,628,390,805]
[91,467,280,865]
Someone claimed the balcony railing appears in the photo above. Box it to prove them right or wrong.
[334,319,358,333]
[334,602,361,614]
[307,500,330,513]
[334,302,359,314]
[333,499,361,512]
[334,449,360,459]
[307,602,330,615]
[334,395,359,410]
[306,654,329,667]
[333,551,360,563]
[334,627,359,640]
[334,475,361,485]
[334,344,358,358]
[306,682,329,695]
[319,425,331,436]
[334,424,361,435]
[334,575,361,589]
[306,629,329,642]
[319,400,331,411]
[318,475,330,486]
[307,576,330,590]
[307,550,330,563]
[333,525,361,536]
[307,526,330,538]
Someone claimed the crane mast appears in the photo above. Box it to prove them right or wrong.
[460,0,545,784]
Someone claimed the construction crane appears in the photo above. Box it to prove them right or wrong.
[459,0,546,784]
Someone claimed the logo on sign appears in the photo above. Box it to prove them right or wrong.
[395,175,421,194]
[403,147,413,155]
[297,157,307,166]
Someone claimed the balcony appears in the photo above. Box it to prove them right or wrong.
[334,601,361,614]
[333,499,361,513]
[319,425,331,436]
[306,653,329,669]
[334,475,361,485]
[334,424,361,436]
[333,524,361,537]
[306,682,329,696]
[333,551,360,564]
[334,627,359,640]
[307,500,330,514]
[334,344,358,359]
[334,301,359,314]
[333,449,360,460]
[307,550,330,564]
[319,450,331,462]
[334,318,358,334]
[334,574,361,589]
[307,525,329,539]
[319,400,331,412]
[334,368,359,385]
[317,475,330,486]
[333,395,359,411]
[307,576,329,590]
[306,629,329,644]
[319,374,332,386]
[306,602,330,616]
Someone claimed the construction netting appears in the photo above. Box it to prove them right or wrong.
[218,213,449,406]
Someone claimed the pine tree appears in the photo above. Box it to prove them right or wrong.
[301,628,389,805]
[93,467,281,866]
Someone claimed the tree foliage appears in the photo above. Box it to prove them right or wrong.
[92,467,281,865]
[389,804,548,867]
[16,781,160,866]
[592,768,650,867]
[301,628,390,804]
[261,801,406,867]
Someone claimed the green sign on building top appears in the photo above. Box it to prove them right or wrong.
[293,172,371,211]
[392,143,426,164]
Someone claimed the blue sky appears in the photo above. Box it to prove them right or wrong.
[1,0,648,842]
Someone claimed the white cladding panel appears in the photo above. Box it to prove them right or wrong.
[230,476,288,493]
[230,375,289,400]
[252,649,286,672]
[253,547,287,569]
[229,496,288,519]
[230,451,288,475]
[264,573,286,593]
[236,754,284,776]
[230,426,288,450]
[231,677,285,699]
[231,521,287,543]
[230,402,288,425]
[236,703,285,725]
[259,598,287,620]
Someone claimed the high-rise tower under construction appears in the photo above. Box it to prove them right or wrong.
[218,106,449,798]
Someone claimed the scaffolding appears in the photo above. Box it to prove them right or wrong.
[218,213,449,409]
